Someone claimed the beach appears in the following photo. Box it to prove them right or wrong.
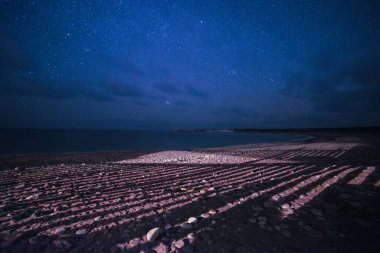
[1,134,380,253]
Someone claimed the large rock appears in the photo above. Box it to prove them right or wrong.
[146,227,164,242]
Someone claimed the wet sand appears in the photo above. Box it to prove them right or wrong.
[1,134,380,253]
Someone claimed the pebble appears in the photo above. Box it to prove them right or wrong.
[188,217,198,224]
[75,228,89,235]
[174,239,186,249]
[279,223,290,230]
[154,242,170,253]
[258,216,267,226]
[264,200,276,208]
[354,218,371,227]
[282,230,292,238]
[181,222,193,230]
[251,205,264,212]
[281,203,290,210]
[52,227,67,235]
[52,239,71,249]
[310,208,323,216]
[29,235,45,245]
[15,183,25,189]
[187,232,197,240]
[146,227,164,242]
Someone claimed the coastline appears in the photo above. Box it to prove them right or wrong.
[0,133,379,252]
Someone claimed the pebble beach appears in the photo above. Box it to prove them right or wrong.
[1,135,380,253]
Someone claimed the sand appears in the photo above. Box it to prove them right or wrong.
[0,134,380,253]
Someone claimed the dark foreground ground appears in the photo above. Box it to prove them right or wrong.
[1,134,380,253]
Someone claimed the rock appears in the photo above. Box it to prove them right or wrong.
[29,235,46,245]
[281,203,290,209]
[279,223,290,230]
[75,228,89,235]
[308,229,324,238]
[339,193,351,200]
[26,193,41,200]
[282,230,292,238]
[258,216,267,226]
[154,242,170,253]
[188,217,198,224]
[310,208,323,216]
[201,213,210,219]
[146,227,163,242]
[181,222,193,230]
[15,183,25,189]
[187,232,197,240]
[52,227,67,235]
[174,239,186,249]
[249,217,257,224]
[164,224,172,230]
[354,218,372,227]
[264,200,276,208]
[251,205,264,212]
[52,239,71,249]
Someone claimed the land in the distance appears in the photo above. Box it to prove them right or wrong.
[0,133,380,253]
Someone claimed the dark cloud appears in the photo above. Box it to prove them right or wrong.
[153,82,181,94]
[0,72,144,101]
[282,46,380,118]
[185,86,209,99]
[103,79,144,98]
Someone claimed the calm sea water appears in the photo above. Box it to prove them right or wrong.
[0,129,310,155]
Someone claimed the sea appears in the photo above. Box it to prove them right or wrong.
[0,129,311,155]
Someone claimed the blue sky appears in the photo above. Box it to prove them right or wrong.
[1,0,379,129]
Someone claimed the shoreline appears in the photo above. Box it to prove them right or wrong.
[0,133,379,252]
[0,133,317,171]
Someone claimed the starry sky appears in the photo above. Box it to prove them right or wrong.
[1,0,380,129]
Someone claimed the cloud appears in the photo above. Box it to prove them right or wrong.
[109,56,144,76]
[281,46,380,118]
[153,82,181,94]
[185,85,209,98]
[0,72,144,101]
[103,79,144,98]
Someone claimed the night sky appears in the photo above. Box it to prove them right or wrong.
[1,0,380,129]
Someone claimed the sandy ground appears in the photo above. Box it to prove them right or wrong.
[1,135,380,253]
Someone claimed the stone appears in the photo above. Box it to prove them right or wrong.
[181,223,193,230]
[264,200,276,208]
[281,203,290,210]
[174,239,186,249]
[52,227,67,235]
[249,217,257,224]
[188,217,198,224]
[15,183,25,189]
[282,230,292,238]
[354,218,372,227]
[154,242,170,253]
[187,232,197,240]
[146,227,163,242]
[279,223,290,230]
[52,239,71,249]
[75,228,89,235]
[29,235,45,245]
[310,208,323,216]
[251,205,264,212]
